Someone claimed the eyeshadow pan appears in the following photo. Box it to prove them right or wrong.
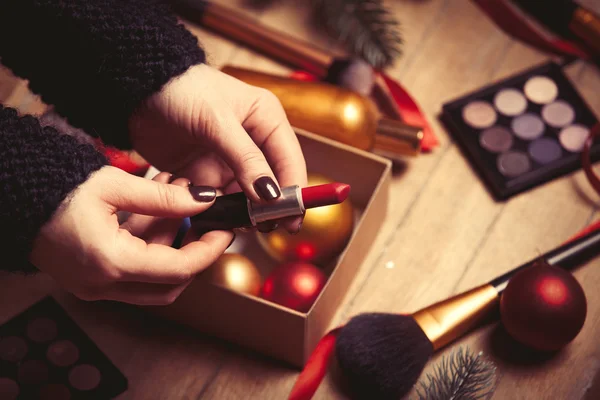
[479,126,513,153]
[27,317,57,343]
[511,113,545,140]
[0,377,19,400]
[524,75,558,104]
[40,383,71,400]
[47,340,79,367]
[494,88,527,116]
[462,101,497,128]
[0,336,28,362]
[442,61,600,200]
[529,138,563,164]
[0,297,128,399]
[542,100,575,128]
[497,151,531,177]
[559,124,589,152]
[69,364,101,391]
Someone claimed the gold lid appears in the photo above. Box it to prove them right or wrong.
[373,118,423,159]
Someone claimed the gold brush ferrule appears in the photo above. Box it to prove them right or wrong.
[412,284,500,351]
[570,7,600,54]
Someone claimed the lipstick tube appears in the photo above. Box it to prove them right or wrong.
[191,185,305,232]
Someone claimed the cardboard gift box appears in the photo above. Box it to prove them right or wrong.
[143,128,391,368]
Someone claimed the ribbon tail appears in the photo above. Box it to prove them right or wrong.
[288,327,342,400]
[471,0,595,60]
[377,72,438,151]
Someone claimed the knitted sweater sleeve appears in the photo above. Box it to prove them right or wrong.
[0,0,206,273]
[0,0,206,149]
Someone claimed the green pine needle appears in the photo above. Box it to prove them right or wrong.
[310,0,403,68]
[415,347,499,400]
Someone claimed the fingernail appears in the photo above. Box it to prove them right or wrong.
[189,186,217,202]
[227,233,236,249]
[257,221,279,233]
[294,221,303,235]
[253,176,281,200]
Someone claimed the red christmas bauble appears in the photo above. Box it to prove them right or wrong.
[500,260,587,352]
[260,262,327,313]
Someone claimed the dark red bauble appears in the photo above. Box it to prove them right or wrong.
[500,261,587,352]
[261,262,327,313]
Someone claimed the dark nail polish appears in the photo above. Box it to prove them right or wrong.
[257,221,279,233]
[227,233,236,249]
[294,221,303,235]
[189,186,217,202]
[253,176,281,200]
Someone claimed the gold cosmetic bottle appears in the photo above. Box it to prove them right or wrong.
[220,65,423,159]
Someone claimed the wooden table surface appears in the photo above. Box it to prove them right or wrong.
[2,1,600,399]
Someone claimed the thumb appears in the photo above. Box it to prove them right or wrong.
[102,168,217,217]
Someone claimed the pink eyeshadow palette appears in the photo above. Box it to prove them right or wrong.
[441,61,599,200]
[0,297,127,399]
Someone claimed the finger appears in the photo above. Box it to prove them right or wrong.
[201,100,282,203]
[99,166,217,217]
[141,177,193,246]
[171,151,234,190]
[242,88,308,233]
[95,280,194,306]
[120,171,174,237]
[257,220,279,233]
[114,228,233,285]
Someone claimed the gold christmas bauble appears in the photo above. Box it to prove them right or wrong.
[256,173,354,266]
[200,253,262,296]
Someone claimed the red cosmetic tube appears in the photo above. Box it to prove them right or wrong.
[190,183,350,232]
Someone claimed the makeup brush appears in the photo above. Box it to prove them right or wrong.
[511,0,600,55]
[171,0,376,95]
[334,229,600,400]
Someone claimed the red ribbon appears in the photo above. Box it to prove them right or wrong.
[471,0,596,60]
[582,122,600,197]
[288,327,341,400]
[94,139,150,175]
[377,71,438,151]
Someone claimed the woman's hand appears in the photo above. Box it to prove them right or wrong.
[29,167,233,306]
[128,64,307,233]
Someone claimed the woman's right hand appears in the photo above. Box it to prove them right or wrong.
[29,166,233,306]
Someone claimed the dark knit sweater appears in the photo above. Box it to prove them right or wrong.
[0,0,206,273]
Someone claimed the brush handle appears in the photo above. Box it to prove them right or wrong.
[570,6,600,54]
[172,0,338,77]
[490,229,600,294]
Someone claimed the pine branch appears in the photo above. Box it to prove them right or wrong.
[310,0,402,68]
[415,347,499,400]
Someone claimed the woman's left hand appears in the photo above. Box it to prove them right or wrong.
[128,64,307,234]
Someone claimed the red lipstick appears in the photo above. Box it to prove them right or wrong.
[190,183,350,232]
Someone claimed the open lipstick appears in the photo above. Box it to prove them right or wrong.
[190,182,351,232]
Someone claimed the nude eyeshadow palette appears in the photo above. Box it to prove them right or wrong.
[441,61,599,200]
[0,297,127,399]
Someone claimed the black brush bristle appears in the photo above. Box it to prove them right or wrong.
[335,313,433,400]
[325,58,375,96]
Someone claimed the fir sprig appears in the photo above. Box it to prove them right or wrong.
[310,0,402,68]
[415,347,498,400]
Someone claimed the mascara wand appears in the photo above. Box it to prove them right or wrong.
[289,226,600,400]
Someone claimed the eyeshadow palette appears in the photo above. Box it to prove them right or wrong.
[0,297,127,399]
[441,61,600,200]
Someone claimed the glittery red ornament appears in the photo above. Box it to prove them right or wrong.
[261,262,327,313]
[500,260,587,352]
